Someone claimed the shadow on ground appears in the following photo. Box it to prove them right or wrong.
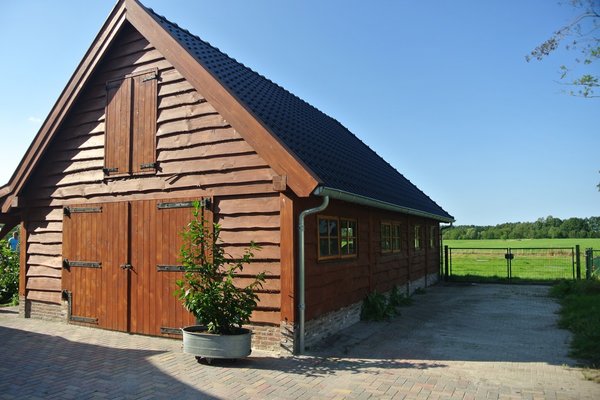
[204,355,446,377]
[0,326,216,399]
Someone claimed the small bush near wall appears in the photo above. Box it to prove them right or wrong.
[360,286,412,321]
[0,240,19,305]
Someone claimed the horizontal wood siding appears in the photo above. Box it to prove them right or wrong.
[21,23,281,327]
[302,198,441,321]
[215,195,281,324]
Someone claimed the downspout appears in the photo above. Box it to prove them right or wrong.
[297,194,329,354]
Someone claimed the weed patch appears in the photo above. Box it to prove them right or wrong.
[361,286,412,321]
[550,280,600,367]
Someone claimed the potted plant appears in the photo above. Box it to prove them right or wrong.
[175,201,265,363]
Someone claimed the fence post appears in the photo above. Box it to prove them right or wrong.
[506,248,512,281]
[444,245,449,281]
[586,248,592,280]
[575,245,581,280]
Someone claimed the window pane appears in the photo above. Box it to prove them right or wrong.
[348,239,355,254]
[319,239,330,256]
[330,239,339,255]
[414,226,421,249]
[381,223,391,251]
[329,220,338,236]
[349,221,356,237]
[341,226,348,237]
[319,219,329,236]
[393,238,401,251]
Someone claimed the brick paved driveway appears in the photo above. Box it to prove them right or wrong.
[1,283,598,399]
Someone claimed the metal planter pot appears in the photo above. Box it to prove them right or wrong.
[182,326,252,361]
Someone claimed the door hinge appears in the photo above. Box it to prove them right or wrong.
[103,167,118,175]
[156,198,211,210]
[70,315,98,324]
[64,206,102,216]
[160,327,182,335]
[157,201,195,210]
[63,259,102,269]
[156,265,185,272]
[120,264,133,270]
[140,162,157,170]
[142,72,158,82]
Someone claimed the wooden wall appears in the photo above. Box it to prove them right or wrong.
[21,23,281,325]
[301,198,441,321]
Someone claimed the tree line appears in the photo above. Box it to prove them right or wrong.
[443,216,600,240]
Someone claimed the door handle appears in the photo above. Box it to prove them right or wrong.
[120,264,133,270]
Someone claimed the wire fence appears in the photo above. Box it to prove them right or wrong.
[445,246,577,283]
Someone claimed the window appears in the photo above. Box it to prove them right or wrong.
[318,216,357,260]
[340,219,357,256]
[414,225,421,250]
[104,68,158,177]
[430,226,437,249]
[381,221,402,253]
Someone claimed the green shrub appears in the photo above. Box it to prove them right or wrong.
[361,291,394,321]
[175,201,265,335]
[361,285,412,321]
[388,285,412,307]
[0,239,19,305]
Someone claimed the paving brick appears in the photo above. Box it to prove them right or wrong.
[2,284,600,399]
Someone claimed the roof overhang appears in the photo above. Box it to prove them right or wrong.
[314,186,455,223]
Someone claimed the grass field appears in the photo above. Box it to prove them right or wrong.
[442,238,600,282]
[443,238,600,249]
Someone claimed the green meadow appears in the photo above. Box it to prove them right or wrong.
[442,238,600,282]
[443,238,600,249]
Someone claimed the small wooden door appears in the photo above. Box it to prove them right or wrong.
[62,198,208,335]
[129,199,201,335]
[62,202,129,331]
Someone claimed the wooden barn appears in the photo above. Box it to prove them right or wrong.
[0,0,453,353]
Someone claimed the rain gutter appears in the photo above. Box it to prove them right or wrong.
[314,186,455,223]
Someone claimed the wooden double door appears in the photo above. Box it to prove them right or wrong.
[62,198,207,335]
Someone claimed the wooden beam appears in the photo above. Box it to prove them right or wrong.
[279,192,296,323]
[273,175,287,192]
[19,221,27,297]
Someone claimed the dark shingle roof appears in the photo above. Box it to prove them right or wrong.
[148,9,453,221]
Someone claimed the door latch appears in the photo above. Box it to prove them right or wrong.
[120,264,133,270]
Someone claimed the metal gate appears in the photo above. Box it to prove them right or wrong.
[585,248,600,279]
[444,246,579,283]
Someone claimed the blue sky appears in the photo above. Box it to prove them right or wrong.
[0,1,597,225]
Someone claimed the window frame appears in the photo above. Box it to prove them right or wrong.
[381,221,402,254]
[318,216,358,261]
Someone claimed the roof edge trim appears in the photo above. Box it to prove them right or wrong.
[315,186,455,223]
